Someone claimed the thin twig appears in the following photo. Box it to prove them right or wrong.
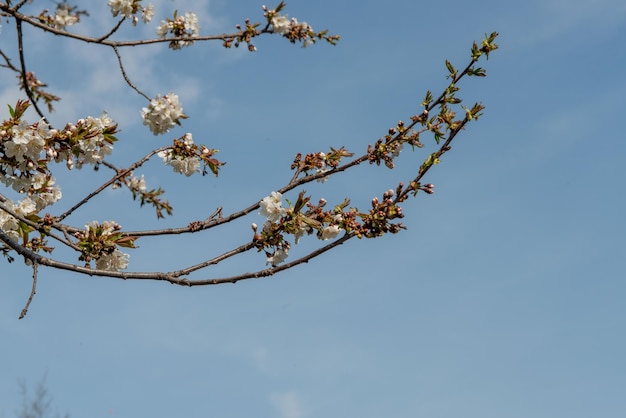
[112,45,150,100]
[15,18,47,121]
[0,200,79,250]
[55,147,170,222]
[19,262,38,319]
[96,17,125,42]
[0,5,271,49]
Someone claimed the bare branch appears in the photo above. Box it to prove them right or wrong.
[19,261,37,319]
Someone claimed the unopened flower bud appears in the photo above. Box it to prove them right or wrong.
[371,197,379,207]
[422,184,435,194]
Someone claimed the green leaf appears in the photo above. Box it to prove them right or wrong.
[445,60,457,78]
[421,90,433,107]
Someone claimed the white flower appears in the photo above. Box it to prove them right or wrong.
[392,142,404,157]
[157,149,171,161]
[156,20,170,37]
[93,111,115,131]
[259,191,287,223]
[267,248,288,266]
[271,14,291,34]
[127,174,146,191]
[28,174,62,210]
[85,220,120,236]
[142,4,155,23]
[183,12,200,35]
[34,185,62,210]
[316,167,329,183]
[293,223,310,244]
[108,0,134,18]
[96,249,130,271]
[157,11,200,49]
[16,197,37,216]
[6,120,46,164]
[141,93,185,135]
[321,225,342,240]
[168,156,200,176]
[0,201,19,241]
[52,7,79,30]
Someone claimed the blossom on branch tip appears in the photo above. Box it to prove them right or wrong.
[96,249,130,271]
[141,93,186,135]
[126,174,147,192]
[75,220,133,272]
[38,4,81,30]
[5,119,46,165]
[0,201,20,241]
[157,133,204,176]
[259,191,287,223]
[266,247,288,266]
[108,0,134,18]
[167,155,201,176]
[108,0,154,24]
[157,11,200,49]
[142,4,155,23]
[320,224,342,240]
[270,14,291,35]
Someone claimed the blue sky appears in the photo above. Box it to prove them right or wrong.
[1,0,625,417]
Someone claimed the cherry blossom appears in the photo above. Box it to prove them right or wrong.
[141,93,186,135]
[259,191,287,223]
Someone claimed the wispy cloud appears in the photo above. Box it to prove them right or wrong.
[270,391,306,418]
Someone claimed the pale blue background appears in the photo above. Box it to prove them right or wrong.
[1,0,625,417]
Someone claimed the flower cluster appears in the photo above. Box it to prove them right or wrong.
[74,220,135,271]
[37,3,84,30]
[259,191,287,223]
[125,174,146,192]
[108,0,155,25]
[0,101,120,255]
[255,191,346,265]
[157,133,223,177]
[0,198,36,242]
[270,12,314,46]
[156,11,200,50]
[60,113,118,169]
[291,147,354,182]
[158,133,199,176]
[0,118,65,206]
[358,189,406,238]
[263,3,340,47]
[141,93,186,135]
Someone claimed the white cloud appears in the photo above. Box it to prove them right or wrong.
[270,391,306,418]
